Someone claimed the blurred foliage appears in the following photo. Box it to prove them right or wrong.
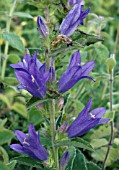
[0,0,119,169]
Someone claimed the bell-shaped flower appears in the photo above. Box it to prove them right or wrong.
[10,124,48,161]
[60,151,69,169]
[10,52,49,98]
[37,16,49,38]
[68,0,81,6]
[60,4,90,36]
[58,50,95,93]
[67,98,110,138]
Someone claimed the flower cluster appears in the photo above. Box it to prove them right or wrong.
[10,1,110,167]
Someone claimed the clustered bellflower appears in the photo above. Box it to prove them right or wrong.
[10,52,49,98]
[10,124,48,161]
[67,98,110,138]
[58,50,95,93]
[37,16,49,38]
[60,4,90,36]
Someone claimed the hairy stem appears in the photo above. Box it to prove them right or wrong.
[50,99,59,170]
[1,0,17,79]
[102,69,114,170]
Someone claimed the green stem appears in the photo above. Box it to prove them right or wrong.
[0,45,1,73]
[102,69,114,170]
[50,99,59,170]
[1,0,17,79]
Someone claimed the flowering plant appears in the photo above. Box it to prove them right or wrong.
[0,1,118,170]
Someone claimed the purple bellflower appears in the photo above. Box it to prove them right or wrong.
[60,151,69,169]
[68,0,81,6]
[60,4,90,36]
[67,98,110,138]
[10,52,49,98]
[37,16,49,38]
[10,124,48,161]
[58,50,95,93]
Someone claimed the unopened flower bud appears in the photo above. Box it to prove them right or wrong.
[48,58,56,83]
[37,16,49,38]
[106,54,116,74]
[58,98,64,110]
[60,151,69,169]
[59,122,69,133]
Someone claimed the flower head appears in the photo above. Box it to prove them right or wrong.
[68,0,81,6]
[10,52,49,98]
[60,4,90,36]
[58,51,95,93]
[10,124,48,161]
[60,151,69,169]
[67,98,110,138]
[37,16,49,38]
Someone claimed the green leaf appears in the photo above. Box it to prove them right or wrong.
[12,156,53,169]
[90,138,108,149]
[11,102,27,118]
[0,129,14,145]
[27,97,51,109]
[7,161,17,170]
[72,150,87,170]
[13,12,33,18]
[0,162,10,170]
[28,107,44,125]
[94,43,109,64]
[88,125,110,139]
[103,111,115,121]
[91,147,119,166]
[0,94,11,107]
[3,77,18,86]
[0,32,25,53]
[86,162,101,170]
[72,149,87,170]
[66,147,77,170]
[8,54,21,64]
[56,138,94,151]
[0,146,9,164]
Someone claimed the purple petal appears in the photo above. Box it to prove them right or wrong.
[23,54,31,69]
[80,7,90,20]
[91,108,106,118]
[60,4,81,36]
[97,118,110,125]
[81,61,95,76]
[14,130,28,143]
[58,66,82,93]
[80,76,96,82]
[68,0,81,6]
[68,51,81,69]
[28,124,38,140]
[10,144,23,153]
